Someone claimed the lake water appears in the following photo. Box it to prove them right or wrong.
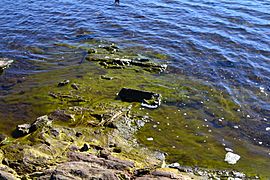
[0,0,269,176]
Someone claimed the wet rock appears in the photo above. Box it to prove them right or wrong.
[0,58,13,74]
[101,44,119,54]
[13,115,52,138]
[224,152,241,164]
[101,75,113,80]
[48,92,58,98]
[75,132,83,137]
[50,128,60,137]
[71,83,79,90]
[87,48,96,54]
[80,143,90,152]
[112,147,122,153]
[13,124,31,138]
[232,171,246,178]
[225,147,233,152]
[30,115,52,132]
[57,79,70,87]
[118,88,161,109]
[167,163,193,173]
[86,52,167,72]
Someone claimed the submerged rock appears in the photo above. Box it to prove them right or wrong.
[71,83,79,90]
[224,152,241,164]
[118,88,161,109]
[86,48,167,73]
[50,110,75,122]
[57,79,70,87]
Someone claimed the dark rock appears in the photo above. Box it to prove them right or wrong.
[50,128,60,137]
[106,122,117,128]
[118,88,161,109]
[134,168,151,177]
[75,132,83,137]
[71,83,79,90]
[80,143,90,152]
[112,147,122,153]
[57,80,70,87]
[13,124,31,138]
[48,92,58,98]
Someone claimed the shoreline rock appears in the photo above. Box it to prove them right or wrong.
[0,58,13,74]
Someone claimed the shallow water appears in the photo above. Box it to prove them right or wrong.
[0,0,269,177]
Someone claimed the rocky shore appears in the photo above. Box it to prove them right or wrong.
[0,41,265,179]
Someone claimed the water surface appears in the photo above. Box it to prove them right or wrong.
[0,0,269,176]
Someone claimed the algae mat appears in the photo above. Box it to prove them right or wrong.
[0,44,269,178]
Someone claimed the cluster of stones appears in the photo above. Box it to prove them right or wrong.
[85,44,167,73]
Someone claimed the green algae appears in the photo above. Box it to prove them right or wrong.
[0,43,269,178]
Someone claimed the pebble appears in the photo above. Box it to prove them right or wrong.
[184,113,187,116]
[266,127,270,131]
[233,125,239,129]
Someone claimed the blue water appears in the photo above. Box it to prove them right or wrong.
[0,0,269,158]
